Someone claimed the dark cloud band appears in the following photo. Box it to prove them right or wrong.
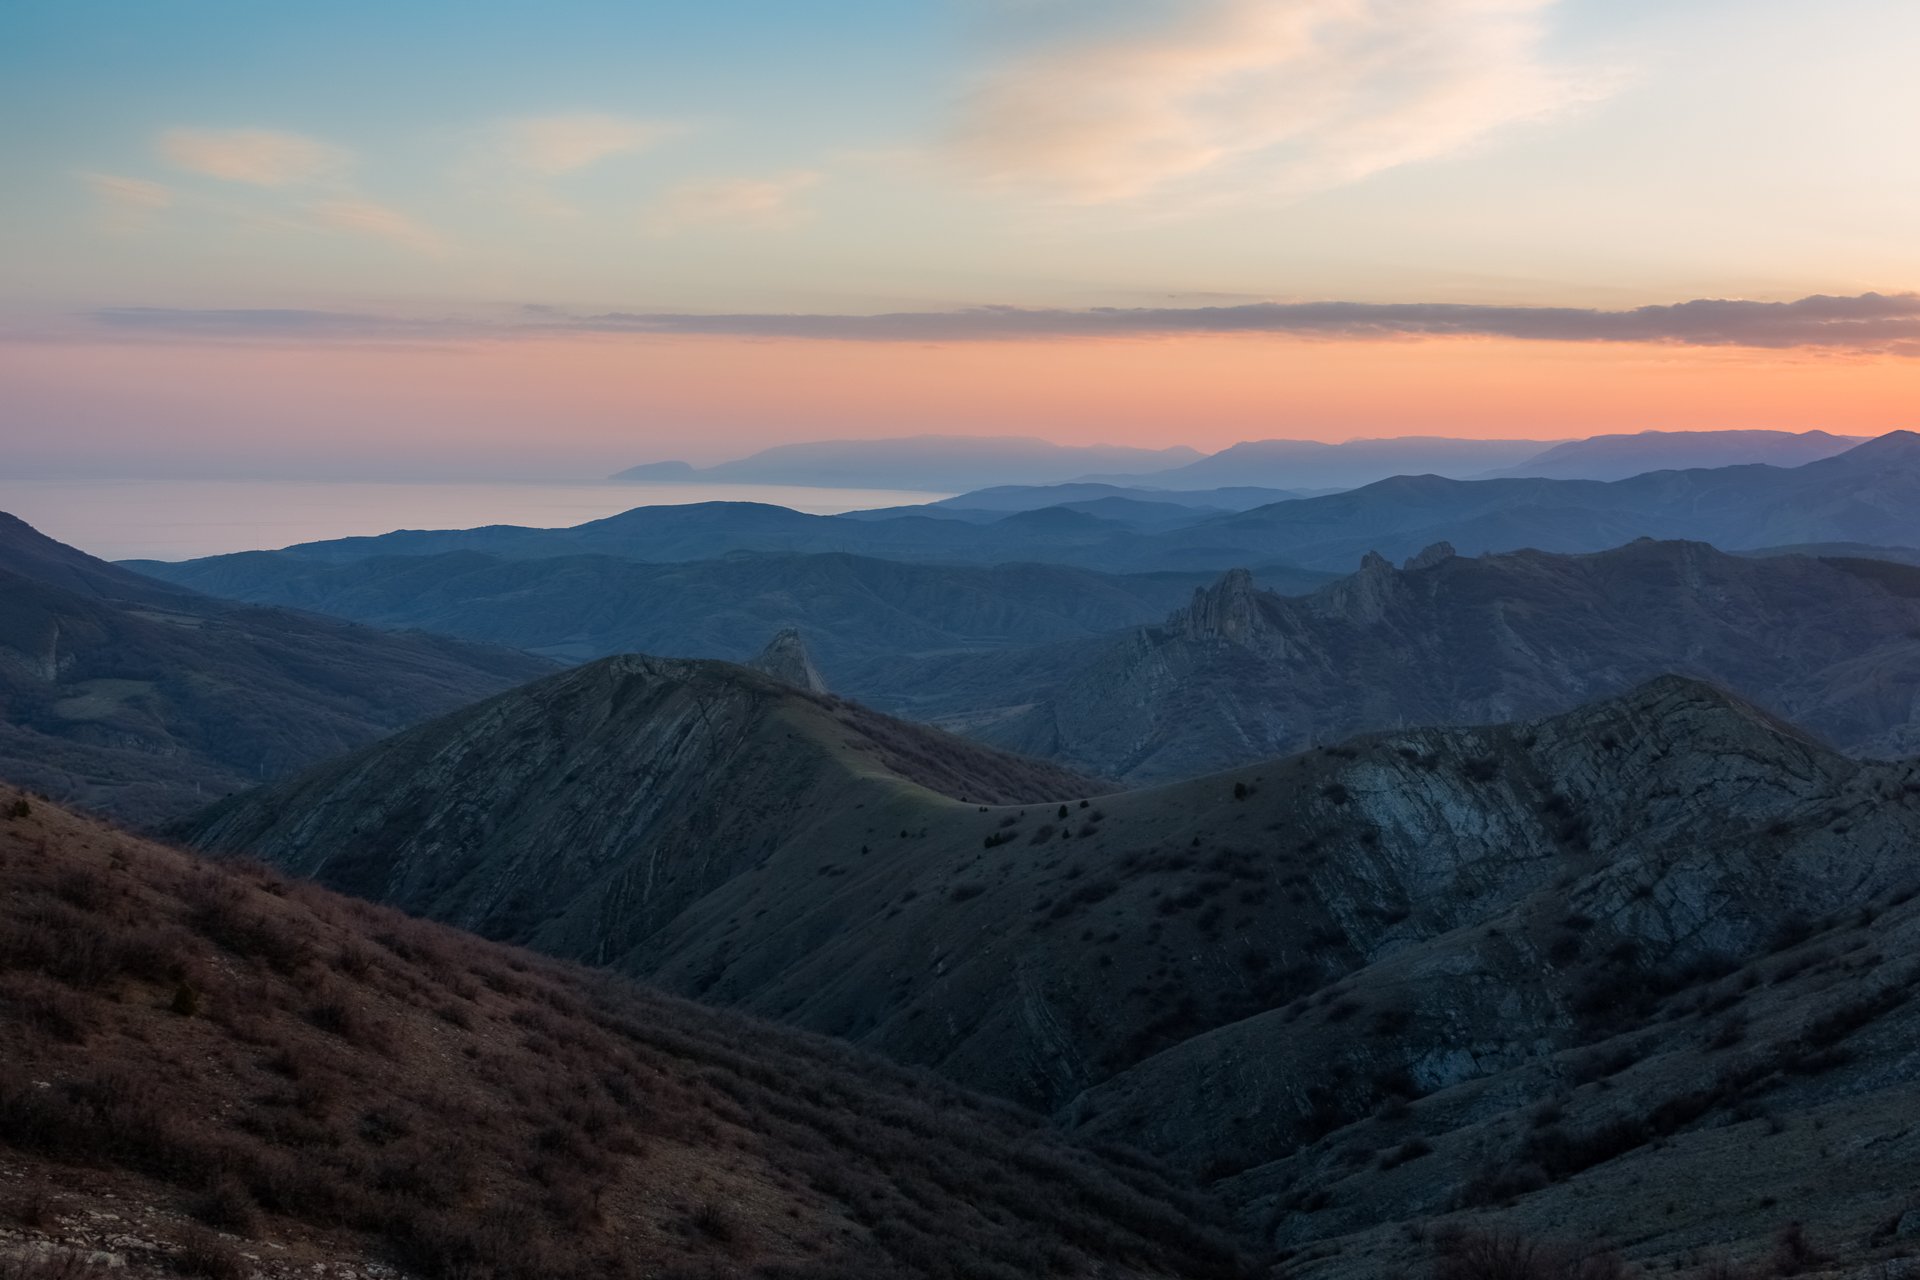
[88,291,1920,352]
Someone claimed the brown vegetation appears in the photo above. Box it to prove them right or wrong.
[0,786,1250,1280]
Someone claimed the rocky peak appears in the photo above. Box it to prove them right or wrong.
[1402,541,1456,572]
[1177,568,1267,644]
[749,627,829,694]
[1313,550,1403,623]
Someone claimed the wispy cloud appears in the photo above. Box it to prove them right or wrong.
[78,171,172,232]
[78,292,1920,354]
[312,199,444,254]
[492,113,678,175]
[158,127,351,186]
[645,171,821,234]
[949,0,1612,206]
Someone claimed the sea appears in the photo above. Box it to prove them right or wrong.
[0,479,950,562]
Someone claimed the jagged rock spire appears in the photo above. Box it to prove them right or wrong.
[1178,568,1268,644]
[751,627,829,693]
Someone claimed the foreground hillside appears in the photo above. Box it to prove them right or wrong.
[0,785,1249,1280]
[966,538,1920,782]
[0,513,552,825]
[179,648,1920,1271]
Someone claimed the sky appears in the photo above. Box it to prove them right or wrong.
[3,0,1919,478]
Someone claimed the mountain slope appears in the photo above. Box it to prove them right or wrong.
[970,538,1920,782]
[182,653,1096,961]
[179,674,1920,1274]
[0,784,1247,1280]
[0,513,553,825]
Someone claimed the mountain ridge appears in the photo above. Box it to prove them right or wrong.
[0,513,554,824]
[965,536,1920,781]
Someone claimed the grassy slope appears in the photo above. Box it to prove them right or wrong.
[0,785,1249,1280]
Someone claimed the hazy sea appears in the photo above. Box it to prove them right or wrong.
[0,479,950,562]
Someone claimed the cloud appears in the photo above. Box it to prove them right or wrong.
[80,172,172,209]
[949,0,1612,205]
[76,293,1920,354]
[645,171,822,235]
[159,127,351,187]
[493,113,677,175]
[311,199,444,254]
[93,307,393,335]
[78,172,172,232]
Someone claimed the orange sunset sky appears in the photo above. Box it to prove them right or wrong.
[5,0,1919,476]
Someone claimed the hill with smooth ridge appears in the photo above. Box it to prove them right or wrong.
[0,513,552,825]
[182,652,1096,959]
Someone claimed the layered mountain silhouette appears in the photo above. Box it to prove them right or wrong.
[957,538,1920,782]
[177,668,1920,1272]
[133,430,1920,576]
[125,548,1332,668]
[1487,427,1864,481]
[0,783,1247,1280]
[0,512,552,824]
[614,429,1863,495]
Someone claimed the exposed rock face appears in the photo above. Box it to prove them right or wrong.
[976,538,1920,782]
[1176,568,1266,644]
[750,627,829,693]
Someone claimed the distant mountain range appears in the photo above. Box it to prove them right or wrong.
[1485,427,1866,481]
[177,663,1920,1272]
[134,430,1920,581]
[0,512,552,824]
[614,434,1202,491]
[616,428,1865,494]
[948,538,1920,781]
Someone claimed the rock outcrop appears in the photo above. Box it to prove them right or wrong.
[974,538,1920,782]
[749,627,829,693]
